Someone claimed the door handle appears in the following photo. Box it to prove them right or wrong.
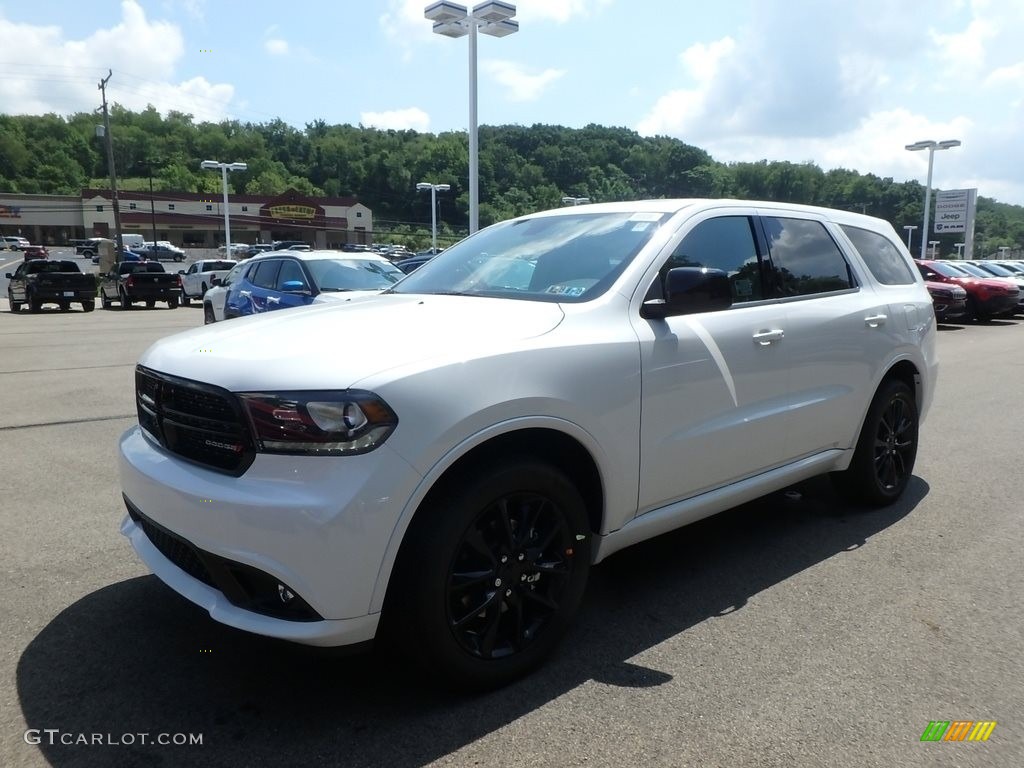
[239,290,251,297]
[752,329,785,345]
[864,314,887,328]
[267,296,280,304]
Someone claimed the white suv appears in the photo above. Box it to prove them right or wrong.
[119,199,937,688]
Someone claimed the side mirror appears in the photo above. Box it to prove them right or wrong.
[177,270,185,275]
[281,280,308,293]
[210,277,223,287]
[641,267,732,319]
[4,273,11,279]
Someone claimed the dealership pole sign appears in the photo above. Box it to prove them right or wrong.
[934,188,978,258]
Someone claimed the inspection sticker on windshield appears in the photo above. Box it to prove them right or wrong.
[546,285,587,297]
[631,222,652,232]
[628,212,662,221]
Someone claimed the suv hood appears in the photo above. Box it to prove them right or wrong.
[139,293,565,391]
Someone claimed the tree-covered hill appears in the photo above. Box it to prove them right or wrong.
[1,107,1021,254]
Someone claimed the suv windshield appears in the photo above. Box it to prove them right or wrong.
[391,211,670,302]
[307,258,405,291]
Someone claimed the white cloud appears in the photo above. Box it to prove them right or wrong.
[265,38,289,55]
[360,107,431,131]
[635,0,1024,204]
[481,60,565,102]
[514,0,612,24]
[0,0,235,121]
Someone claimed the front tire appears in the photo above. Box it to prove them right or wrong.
[180,289,191,307]
[167,297,178,309]
[203,303,216,324]
[832,379,918,507]
[82,300,94,312]
[383,458,592,690]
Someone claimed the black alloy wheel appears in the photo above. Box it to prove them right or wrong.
[832,378,918,507]
[384,458,591,690]
[446,491,577,660]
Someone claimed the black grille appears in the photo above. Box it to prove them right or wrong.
[135,365,255,475]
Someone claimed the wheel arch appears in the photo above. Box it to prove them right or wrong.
[369,423,605,614]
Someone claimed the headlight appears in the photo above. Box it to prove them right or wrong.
[238,390,397,456]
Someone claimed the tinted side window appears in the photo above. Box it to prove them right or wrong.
[649,216,763,303]
[762,217,853,296]
[250,260,280,289]
[222,264,244,287]
[275,259,306,289]
[840,225,915,285]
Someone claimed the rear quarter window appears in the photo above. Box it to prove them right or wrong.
[840,225,916,285]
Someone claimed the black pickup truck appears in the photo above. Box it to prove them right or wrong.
[99,261,180,310]
[6,259,97,312]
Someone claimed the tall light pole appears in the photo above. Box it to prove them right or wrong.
[416,182,451,253]
[999,246,1010,259]
[200,160,248,252]
[929,240,940,258]
[905,139,961,260]
[425,1,518,235]
[954,242,965,259]
[561,196,590,206]
[903,225,917,252]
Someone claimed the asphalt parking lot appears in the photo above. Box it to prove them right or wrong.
[1,295,1021,767]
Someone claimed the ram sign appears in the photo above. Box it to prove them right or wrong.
[934,189,975,234]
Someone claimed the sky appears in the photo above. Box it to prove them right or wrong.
[0,0,1022,205]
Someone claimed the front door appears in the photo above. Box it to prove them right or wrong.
[634,212,793,513]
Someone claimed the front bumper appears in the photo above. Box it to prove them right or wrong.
[119,424,422,646]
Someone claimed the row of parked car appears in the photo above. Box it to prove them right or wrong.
[918,259,1024,322]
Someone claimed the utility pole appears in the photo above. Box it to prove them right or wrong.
[98,70,124,260]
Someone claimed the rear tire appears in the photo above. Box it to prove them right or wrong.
[28,293,42,313]
[119,289,131,310]
[82,300,94,312]
[381,458,592,691]
[59,302,70,312]
[145,300,156,309]
[832,379,918,507]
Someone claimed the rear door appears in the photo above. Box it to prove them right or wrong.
[756,213,888,458]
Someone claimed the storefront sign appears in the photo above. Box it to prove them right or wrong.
[269,204,316,219]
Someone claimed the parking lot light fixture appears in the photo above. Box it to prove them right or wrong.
[929,240,940,258]
[955,243,965,259]
[200,160,248,253]
[561,196,590,206]
[416,182,451,253]
[903,225,917,252]
[905,139,961,260]
[425,1,518,235]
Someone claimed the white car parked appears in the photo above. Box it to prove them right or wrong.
[120,199,937,689]
[178,259,237,306]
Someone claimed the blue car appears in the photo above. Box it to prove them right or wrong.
[223,250,405,319]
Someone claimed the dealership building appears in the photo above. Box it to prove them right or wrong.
[0,189,373,249]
